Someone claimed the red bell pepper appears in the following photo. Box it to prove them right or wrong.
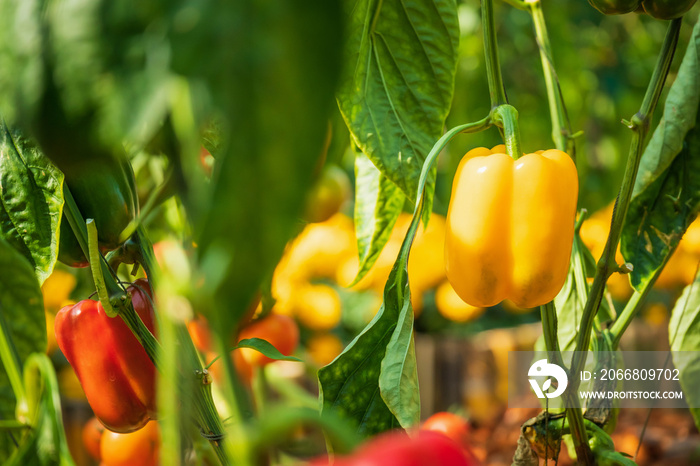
[55,279,157,433]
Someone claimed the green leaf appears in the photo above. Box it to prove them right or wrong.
[621,19,700,291]
[236,338,302,363]
[318,305,400,437]
[337,0,459,210]
[352,149,404,285]
[0,120,63,285]
[0,236,46,462]
[669,271,700,432]
[6,353,75,466]
[192,2,344,337]
[378,280,419,429]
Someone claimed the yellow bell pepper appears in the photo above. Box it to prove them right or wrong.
[445,145,578,308]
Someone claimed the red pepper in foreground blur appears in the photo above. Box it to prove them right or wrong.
[310,430,480,466]
[55,279,157,433]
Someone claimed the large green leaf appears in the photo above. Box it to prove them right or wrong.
[669,271,700,432]
[621,19,700,290]
[190,2,344,337]
[0,236,46,462]
[337,0,459,211]
[352,150,404,284]
[0,120,63,284]
[321,167,427,440]
[6,354,75,466]
[319,260,418,438]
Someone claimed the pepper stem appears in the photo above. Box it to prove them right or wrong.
[492,105,523,160]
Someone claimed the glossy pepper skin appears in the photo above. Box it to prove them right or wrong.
[588,0,696,19]
[58,151,138,267]
[641,0,696,20]
[55,279,156,433]
[445,146,578,309]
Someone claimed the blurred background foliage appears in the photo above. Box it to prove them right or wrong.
[24,1,700,463]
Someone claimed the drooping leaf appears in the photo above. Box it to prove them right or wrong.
[236,338,302,363]
[191,2,344,337]
[378,280,419,429]
[337,0,459,212]
[352,150,404,285]
[6,354,75,466]
[321,156,431,440]
[318,301,401,438]
[0,120,63,284]
[621,20,700,290]
[669,270,700,431]
[0,236,46,462]
[319,263,418,438]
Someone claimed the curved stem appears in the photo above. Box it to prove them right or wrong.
[492,105,522,159]
[482,0,508,107]
[86,220,117,318]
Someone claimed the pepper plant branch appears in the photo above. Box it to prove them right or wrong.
[482,0,508,108]
[568,17,681,397]
[527,0,575,156]
[64,183,231,465]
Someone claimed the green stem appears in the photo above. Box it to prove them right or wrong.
[538,302,592,464]
[0,308,26,418]
[252,366,268,416]
[118,172,174,243]
[539,302,562,362]
[609,254,668,348]
[86,219,119,318]
[528,0,573,155]
[492,105,522,159]
[482,0,508,107]
[567,13,681,438]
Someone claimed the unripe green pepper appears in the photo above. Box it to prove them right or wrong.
[57,151,138,267]
[642,0,696,19]
[588,0,696,19]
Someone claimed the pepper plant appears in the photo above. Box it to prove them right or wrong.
[0,0,698,465]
